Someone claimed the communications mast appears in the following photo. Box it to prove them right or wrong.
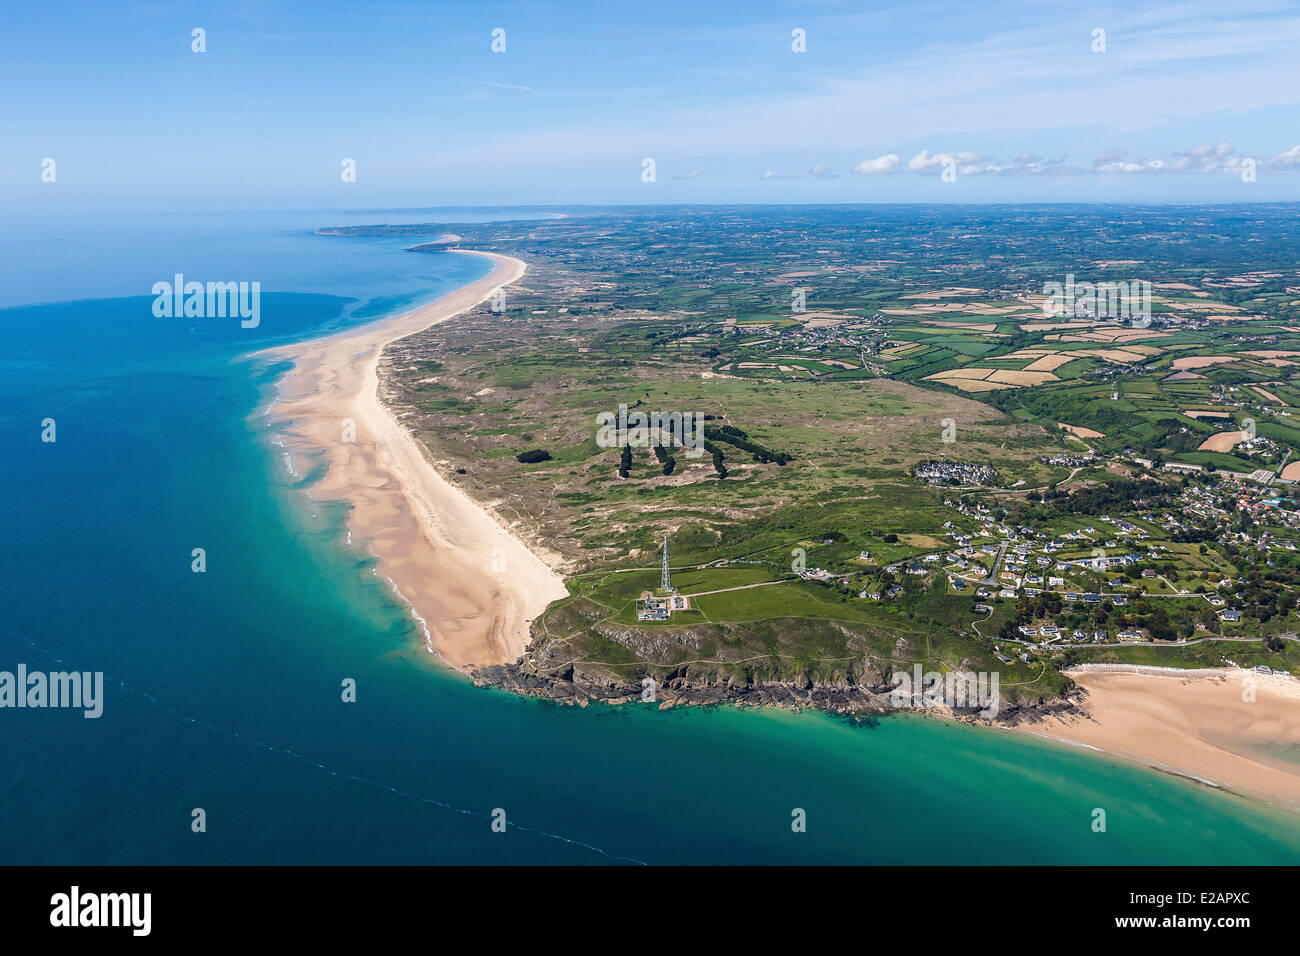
[660,534,674,593]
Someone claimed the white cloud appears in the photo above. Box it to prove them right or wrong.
[1168,143,1240,172]
[907,149,984,172]
[457,79,536,94]
[1095,158,1166,174]
[1268,145,1300,169]
[674,168,702,180]
[851,154,900,175]
[1185,143,1235,159]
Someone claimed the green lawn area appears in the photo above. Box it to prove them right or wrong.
[692,580,873,624]
[575,565,788,625]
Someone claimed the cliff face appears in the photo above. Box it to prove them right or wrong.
[471,658,1083,726]
[474,660,888,712]
[465,585,1083,726]
[467,588,1080,724]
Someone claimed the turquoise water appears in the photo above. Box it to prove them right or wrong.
[2,212,1298,864]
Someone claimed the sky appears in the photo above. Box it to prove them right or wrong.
[3,0,1300,210]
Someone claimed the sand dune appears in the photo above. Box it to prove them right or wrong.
[253,252,567,669]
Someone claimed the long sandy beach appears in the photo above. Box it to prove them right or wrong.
[1020,665,1300,810]
[254,251,567,669]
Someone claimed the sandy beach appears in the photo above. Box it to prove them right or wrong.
[1019,665,1300,811]
[254,251,568,669]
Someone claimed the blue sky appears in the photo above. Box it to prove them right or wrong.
[4,0,1300,209]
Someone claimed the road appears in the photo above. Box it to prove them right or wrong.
[681,580,787,598]
[976,541,1009,587]
[969,604,994,637]
[1081,633,1299,649]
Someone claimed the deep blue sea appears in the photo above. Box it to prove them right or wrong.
[2,210,1298,864]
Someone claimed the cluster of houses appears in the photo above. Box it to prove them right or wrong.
[914,461,998,486]
[1233,433,1282,461]
[1177,479,1300,546]
[1038,453,1095,467]
[1069,551,1145,572]
[870,505,1162,597]
[850,459,1295,635]
[1017,623,1144,643]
